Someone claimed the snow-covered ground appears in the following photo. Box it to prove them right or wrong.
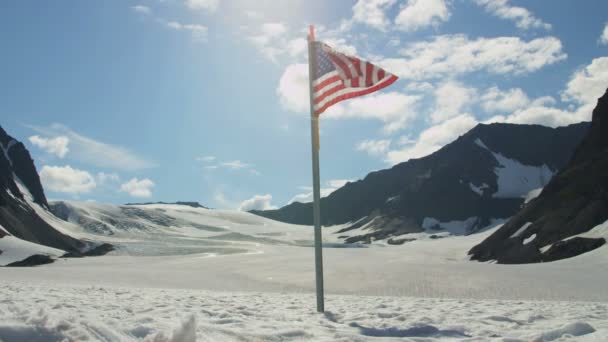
[1,202,607,341]
[1,282,606,342]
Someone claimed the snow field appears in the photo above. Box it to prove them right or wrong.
[0,282,606,342]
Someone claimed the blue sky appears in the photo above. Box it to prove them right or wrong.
[1,0,607,210]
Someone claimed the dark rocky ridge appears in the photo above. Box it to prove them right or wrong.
[469,89,608,263]
[253,122,589,241]
[0,125,82,252]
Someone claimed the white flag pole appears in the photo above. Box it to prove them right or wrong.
[307,24,325,313]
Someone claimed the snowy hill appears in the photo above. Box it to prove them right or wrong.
[253,122,590,242]
[48,201,326,256]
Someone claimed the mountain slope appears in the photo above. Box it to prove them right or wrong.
[253,122,590,242]
[0,125,89,261]
[469,89,608,263]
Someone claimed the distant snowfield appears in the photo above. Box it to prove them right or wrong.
[1,203,607,341]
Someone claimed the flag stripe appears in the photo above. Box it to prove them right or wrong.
[328,54,353,79]
[313,83,346,105]
[314,75,398,114]
[313,75,342,93]
[312,71,340,88]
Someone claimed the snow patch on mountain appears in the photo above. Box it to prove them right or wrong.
[492,152,554,198]
[525,187,543,203]
[468,182,489,196]
[510,222,532,238]
[0,139,16,167]
[475,138,555,198]
[523,233,537,245]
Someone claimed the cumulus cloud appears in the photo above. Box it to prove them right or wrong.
[288,179,351,204]
[480,86,530,113]
[562,56,608,106]
[356,139,391,156]
[166,21,208,42]
[196,156,216,162]
[394,0,451,32]
[351,0,397,31]
[430,81,476,123]
[277,63,310,113]
[473,0,551,30]
[248,22,290,62]
[28,124,154,171]
[325,92,421,133]
[387,114,478,164]
[601,24,608,45]
[28,135,70,158]
[220,160,249,170]
[238,194,276,211]
[96,172,120,186]
[120,178,155,198]
[39,165,96,194]
[185,0,219,12]
[131,5,151,15]
[380,34,566,80]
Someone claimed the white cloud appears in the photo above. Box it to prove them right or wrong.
[277,63,310,113]
[185,0,219,12]
[394,0,451,32]
[96,172,120,186]
[28,124,154,171]
[166,21,208,42]
[474,0,551,30]
[132,5,152,15]
[387,114,478,164]
[562,56,608,106]
[380,34,566,80]
[40,165,96,194]
[351,0,397,31]
[220,160,249,170]
[238,194,276,211]
[287,38,307,57]
[356,139,391,156]
[495,101,585,128]
[601,24,608,45]
[120,178,155,198]
[28,135,70,158]
[324,92,421,133]
[196,156,216,162]
[430,81,476,123]
[288,179,351,204]
[480,86,530,113]
[248,22,290,62]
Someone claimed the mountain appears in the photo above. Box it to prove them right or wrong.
[252,122,590,243]
[469,89,608,263]
[0,126,85,252]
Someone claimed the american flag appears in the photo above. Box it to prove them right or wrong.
[311,42,398,116]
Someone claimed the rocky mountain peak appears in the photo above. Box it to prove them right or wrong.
[0,125,49,208]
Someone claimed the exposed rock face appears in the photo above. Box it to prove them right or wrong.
[253,122,589,241]
[0,125,83,252]
[5,254,55,267]
[469,89,608,263]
